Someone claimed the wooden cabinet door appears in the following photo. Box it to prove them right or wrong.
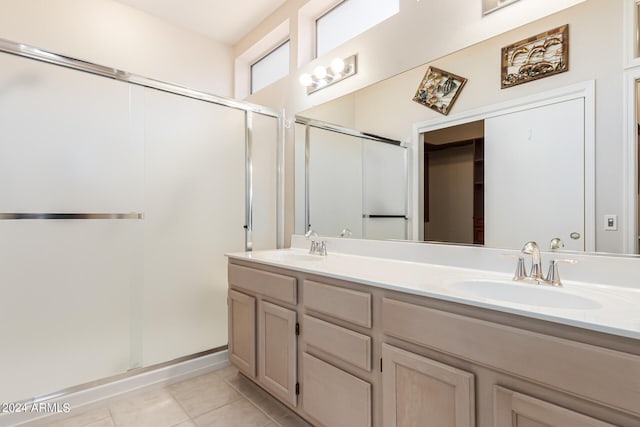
[302,352,372,427]
[258,300,298,406]
[494,386,616,427]
[382,343,475,427]
[228,290,256,377]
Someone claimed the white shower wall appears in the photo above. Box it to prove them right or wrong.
[0,50,277,402]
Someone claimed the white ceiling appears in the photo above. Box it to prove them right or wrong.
[114,0,286,45]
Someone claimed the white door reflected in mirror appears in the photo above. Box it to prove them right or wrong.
[485,98,585,251]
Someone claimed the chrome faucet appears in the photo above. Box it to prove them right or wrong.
[521,241,544,281]
[513,240,577,287]
[305,229,327,256]
[309,240,327,256]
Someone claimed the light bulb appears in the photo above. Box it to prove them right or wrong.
[313,65,327,80]
[330,58,345,74]
[299,73,313,87]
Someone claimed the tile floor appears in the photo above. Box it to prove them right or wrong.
[29,366,312,427]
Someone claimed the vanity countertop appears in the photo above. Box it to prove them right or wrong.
[227,248,640,341]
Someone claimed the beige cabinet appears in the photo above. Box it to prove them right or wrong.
[228,265,299,407]
[258,300,298,407]
[302,352,371,427]
[494,386,615,427]
[382,343,475,427]
[300,280,374,426]
[303,279,372,328]
[303,314,372,372]
[228,260,640,427]
[227,289,256,377]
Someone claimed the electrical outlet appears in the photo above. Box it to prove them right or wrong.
[604,214,617,231]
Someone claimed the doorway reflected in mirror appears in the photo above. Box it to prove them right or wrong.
[423,121,484,245]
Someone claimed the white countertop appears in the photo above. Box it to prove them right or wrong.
[227,248,640,341]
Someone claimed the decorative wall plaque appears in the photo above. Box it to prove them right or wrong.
[412,66,467,116]
[501,25,569,89]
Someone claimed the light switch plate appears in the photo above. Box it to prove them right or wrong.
[604,214,617,231]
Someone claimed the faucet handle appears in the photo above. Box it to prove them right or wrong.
[545,258,578,287]
[513,256,528,281]
[502,254,528,281]
[549,237,565,251]
[339,228,352,238]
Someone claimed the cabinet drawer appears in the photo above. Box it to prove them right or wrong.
[383,298,640,416]
[302,352,371,427]
[494,386,615,427]
[304,315,372,371]
[303,280,371,328]
[228,264,296,304]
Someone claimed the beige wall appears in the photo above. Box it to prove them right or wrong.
[0,0,234,96]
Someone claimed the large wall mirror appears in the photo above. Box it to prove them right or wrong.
[294,0,640,256]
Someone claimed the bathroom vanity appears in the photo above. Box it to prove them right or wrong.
[226,238,640,427]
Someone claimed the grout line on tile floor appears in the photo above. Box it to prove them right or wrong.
[166,389,195,427]
[220,375,282,427]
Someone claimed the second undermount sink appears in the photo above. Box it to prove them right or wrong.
[449,279,602,310]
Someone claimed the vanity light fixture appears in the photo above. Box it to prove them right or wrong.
[299,54,357,94]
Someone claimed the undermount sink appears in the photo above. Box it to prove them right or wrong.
[449,280,602,309]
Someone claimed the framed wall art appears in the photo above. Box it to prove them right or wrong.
[501,25,569,89]
[412,66,467,116]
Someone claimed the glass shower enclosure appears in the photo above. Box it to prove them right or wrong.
[0,39,282,404]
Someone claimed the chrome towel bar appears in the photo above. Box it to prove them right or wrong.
[0,213,143,220]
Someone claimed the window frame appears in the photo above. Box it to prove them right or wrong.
[313,0,399,59]
[314,0,346,59]
[249,38,291,95]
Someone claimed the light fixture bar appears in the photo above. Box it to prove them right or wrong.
[299,54,357,94]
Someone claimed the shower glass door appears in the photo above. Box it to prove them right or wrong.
[0,44,279,404]
[0,52,141,402]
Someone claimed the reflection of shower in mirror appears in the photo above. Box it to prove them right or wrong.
[294,117,408,240]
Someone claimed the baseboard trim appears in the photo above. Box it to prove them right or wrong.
[4,349,229,426]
